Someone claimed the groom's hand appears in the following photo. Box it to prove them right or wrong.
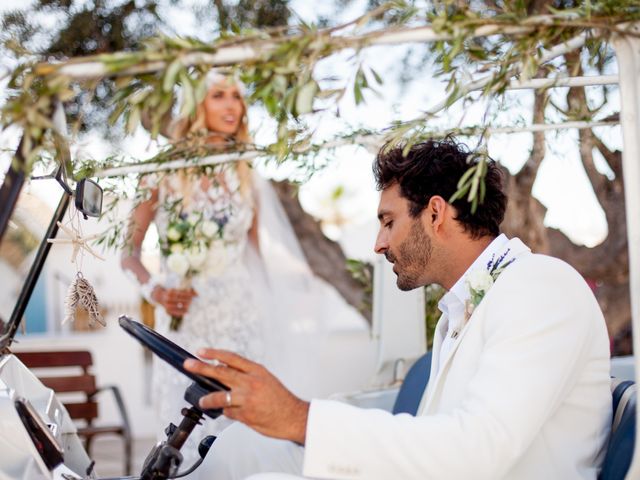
[184,349,309,444]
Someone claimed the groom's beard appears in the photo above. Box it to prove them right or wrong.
[387,219,433,291]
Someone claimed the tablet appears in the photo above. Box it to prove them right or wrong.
[119,315,227,393]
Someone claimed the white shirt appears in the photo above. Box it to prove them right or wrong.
[436,234,509,373]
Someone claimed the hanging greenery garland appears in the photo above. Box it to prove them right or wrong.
[1,0,638,216]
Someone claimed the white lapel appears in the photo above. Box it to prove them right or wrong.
[419,313,447,406]
[428,314,448,376]
[418,313,477,414]
[417,237,532,415]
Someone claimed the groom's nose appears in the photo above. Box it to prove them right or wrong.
[374,229,388,255]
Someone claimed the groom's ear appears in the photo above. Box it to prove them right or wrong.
[425,196,449,233]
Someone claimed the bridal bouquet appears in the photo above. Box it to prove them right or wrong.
[161,211,228,330]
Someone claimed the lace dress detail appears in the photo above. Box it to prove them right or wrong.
[150,164,262,465]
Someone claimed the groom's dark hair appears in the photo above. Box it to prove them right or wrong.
[373,136,507,239]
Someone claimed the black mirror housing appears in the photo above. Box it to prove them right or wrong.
[75,178,103,218]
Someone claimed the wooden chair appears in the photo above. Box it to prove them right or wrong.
[15,350,133,475]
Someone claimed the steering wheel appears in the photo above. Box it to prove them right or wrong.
[119,315,227,394]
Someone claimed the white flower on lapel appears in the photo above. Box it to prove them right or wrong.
[467,269,494,293]
[462,249,517,325]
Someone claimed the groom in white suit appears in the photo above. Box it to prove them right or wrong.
[184,138,612,480]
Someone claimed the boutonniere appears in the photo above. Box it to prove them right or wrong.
[465,249,516,321]
[451,249,516,339]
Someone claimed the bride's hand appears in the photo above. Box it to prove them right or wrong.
[151,286,198,317]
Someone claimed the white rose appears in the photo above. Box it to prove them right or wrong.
[201,220,220,239]
[170,243,184,254]
[167,227,182,241]
[166,252,189,277]
[467,269,494,293]
[187,213,200,225]
[204,243,227,275]
[186,247,207,269]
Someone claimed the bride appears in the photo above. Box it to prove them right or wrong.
[122,69,370,471]
[121,70,264,465]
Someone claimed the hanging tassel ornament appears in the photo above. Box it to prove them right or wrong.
[48,207,106,329]
[63,272,106,327]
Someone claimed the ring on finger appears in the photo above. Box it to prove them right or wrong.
[225,391,232,407]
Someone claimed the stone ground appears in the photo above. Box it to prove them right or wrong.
[90,436,156,478]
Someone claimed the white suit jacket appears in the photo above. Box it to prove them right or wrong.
[303,241,612,480]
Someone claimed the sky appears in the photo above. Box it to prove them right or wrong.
[0,0,623,258]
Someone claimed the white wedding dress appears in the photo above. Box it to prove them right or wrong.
[150,164,263,467]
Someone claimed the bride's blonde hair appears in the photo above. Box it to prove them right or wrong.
[168,70,253,201]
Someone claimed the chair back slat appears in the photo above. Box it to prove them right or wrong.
[65,402,99,422]
[39,374,97,395]
[16,351,93,370]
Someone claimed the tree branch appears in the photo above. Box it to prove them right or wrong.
[516,88,547,194]
[593,133,623,179]
[213,0,228,31]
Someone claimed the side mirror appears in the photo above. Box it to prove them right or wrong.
[75,178,103,218]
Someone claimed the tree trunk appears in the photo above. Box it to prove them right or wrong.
[500,58,630,352]
[546,129,629,340]
[501,89,549,252]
